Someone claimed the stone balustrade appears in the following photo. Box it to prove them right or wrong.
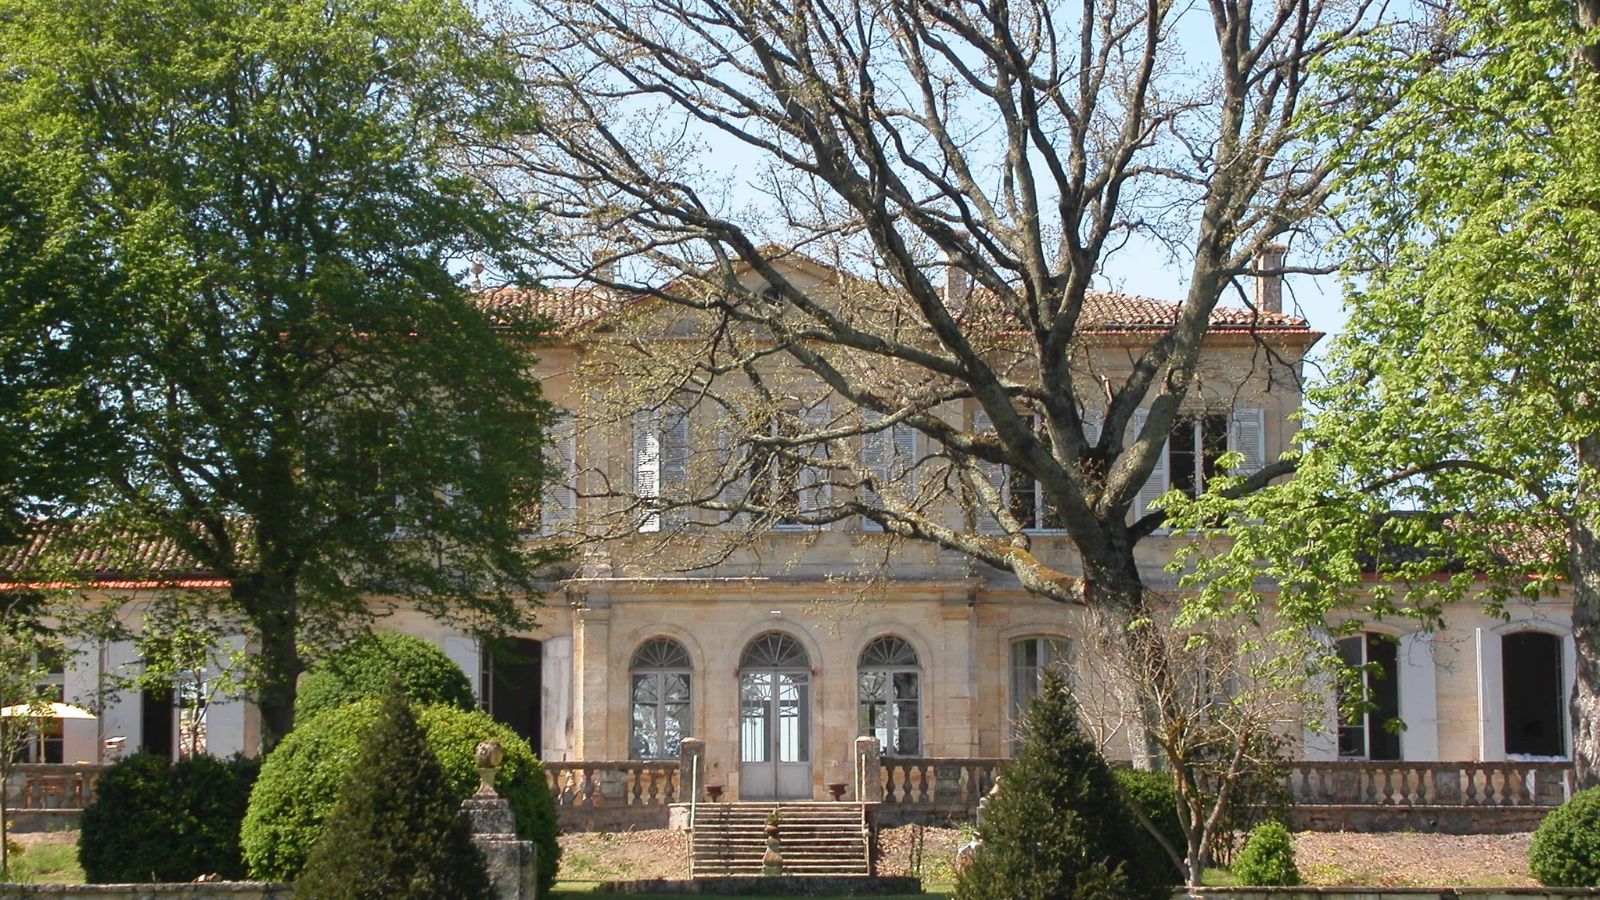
[1286,760,1571,807]
[543,760,680,830]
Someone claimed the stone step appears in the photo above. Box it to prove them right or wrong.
[690,800,871,878]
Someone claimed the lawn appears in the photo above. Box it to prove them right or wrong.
[3,832,85,884]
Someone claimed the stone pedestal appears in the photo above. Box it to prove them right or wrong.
[463,741,537,900]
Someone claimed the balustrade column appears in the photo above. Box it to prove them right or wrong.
[679,737,706,803]
[855,736,883,802]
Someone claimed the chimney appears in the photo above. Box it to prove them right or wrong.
[944,249,971,314]
[591,246,618,286]
[1254,243,1287,315]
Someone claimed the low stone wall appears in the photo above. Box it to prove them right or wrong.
[0,885,291,899]
[595,876,922,895]
[1285,805,1554,835]
[1184,883,1600,890]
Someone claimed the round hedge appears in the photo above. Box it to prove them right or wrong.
[242,699,560,892]
[1113,768,1185,876]
[79,752,260,883]
[1231,820,1300,887]
[1531,787,1600,886]
[294,631,475,724]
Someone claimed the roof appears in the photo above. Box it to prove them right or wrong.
[0,522,228,590]
[479,268,1315,339]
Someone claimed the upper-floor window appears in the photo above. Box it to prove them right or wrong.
[1134,407,1265,518]
[973,409,1100,533]
[860,413,917,531]
[757,402,831,530]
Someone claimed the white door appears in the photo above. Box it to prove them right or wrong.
[738,633,812,799]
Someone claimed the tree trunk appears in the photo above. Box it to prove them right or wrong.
[233,574,302,755]
[1570,432,1600,789]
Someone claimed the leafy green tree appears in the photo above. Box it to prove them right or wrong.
[1168,0,1600,786]
[295,631,476,724]
[0,0,559,751]
[296,688,490,900]
[954,670,1172,900]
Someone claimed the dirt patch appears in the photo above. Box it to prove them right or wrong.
[1294,832,1536,887]
[559,828,692,882]
[875,825,965,884]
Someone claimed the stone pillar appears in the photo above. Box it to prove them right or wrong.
[679,737,706,803]
[462,740,537,900]
[855,736,882,803]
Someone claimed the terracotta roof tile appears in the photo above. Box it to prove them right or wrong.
[0,522,224,588]
[477,283,1312,336]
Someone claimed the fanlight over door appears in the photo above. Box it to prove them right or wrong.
[738,632,812,799]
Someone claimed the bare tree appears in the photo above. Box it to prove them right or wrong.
[503,0,1401,882]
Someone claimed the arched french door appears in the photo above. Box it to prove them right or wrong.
[739,632,812,799]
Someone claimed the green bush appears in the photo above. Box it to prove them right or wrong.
[1231,820,1300,887]
[1530,787,1600,886]
[79,752,260,883]
[1114,768,1185,876]
[242,698,559,892]
[954,670,1173,900]
[295,631,475,724]
[296,688,490,899]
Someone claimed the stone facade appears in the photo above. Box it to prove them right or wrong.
[33,258,1579,805]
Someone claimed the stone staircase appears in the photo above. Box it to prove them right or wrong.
[690,802,872,877]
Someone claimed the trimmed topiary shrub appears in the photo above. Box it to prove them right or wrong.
[1114,768,1185,877]
[294,631,475,724]
[296,687,490,899]
[242,698,559,892]
[79,752,261,883]
[954,670,1174,900]
[1231,820,1300,887]
[1530,787,1600,886]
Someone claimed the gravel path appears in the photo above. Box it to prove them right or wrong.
[554,827,1538,888]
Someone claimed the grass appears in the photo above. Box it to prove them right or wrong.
[3,837,85,884]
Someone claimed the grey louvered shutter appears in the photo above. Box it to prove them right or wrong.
[542,415,578,534]
[1229,407,1266,475]
[1133,408,1169,520]
[661,406,691,526]
[973,408,1007,533]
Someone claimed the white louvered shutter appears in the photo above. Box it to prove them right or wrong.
[633,408,662,533]
[1132,408,1169,519]
[661,407,691,526]
[541,415,578,534]
[1229,407,1266,475]
[973,408,1008,533]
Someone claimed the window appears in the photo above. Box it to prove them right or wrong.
[538,412,578,535]
[1336,634,1401,761]
[858,636,921,755]
[1009,636,1070,743]
[754,402,831,530]
[630,638,692,759]
[860,414,917,530]
[973,409,1100,533]
[633,403,691,533]
[20,648,65,763]
[1502,631,1565,757]
[1168,414,1229,499]
[1133,407,1265,517]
